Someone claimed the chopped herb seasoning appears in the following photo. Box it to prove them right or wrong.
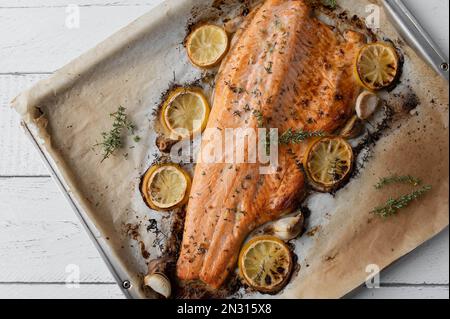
[265,130,273,156]
[253,110,264,127]
[225,81,246,94]
[264,62,273,74]
[321,0,337,10]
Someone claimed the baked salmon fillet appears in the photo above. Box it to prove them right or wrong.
[177,0,365,289]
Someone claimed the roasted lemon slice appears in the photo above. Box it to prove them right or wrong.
[303,137,354,192]
[140,164,191,211]
[355,43,399,91]
[238,236,293,293]
[161,87,210,139]
[186,24,229,68]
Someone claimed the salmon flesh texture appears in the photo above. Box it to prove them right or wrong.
[176,0,365,289]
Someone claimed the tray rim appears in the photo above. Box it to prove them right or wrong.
[21,123,137,299]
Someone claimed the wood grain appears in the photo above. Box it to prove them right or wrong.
[0,0,448,299]
[0,178,115,283]
[0,75,49,176]
[0,178,448,286]
[0,1,155,8]
[0,4,161,73]
[350,286,449,299]
[0,283,447,299]
[0,284,125,299]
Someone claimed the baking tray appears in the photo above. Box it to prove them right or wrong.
[22,123,136,298]
[13,0,449,299]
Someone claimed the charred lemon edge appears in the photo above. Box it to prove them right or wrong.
[354,42,400,92]
[160,87,210,139]
[140,163,192,211]
[186,24,230,69]
[302,136,354,193]
[238,235,293,293]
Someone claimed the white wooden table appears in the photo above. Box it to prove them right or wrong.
[0,0,448,299]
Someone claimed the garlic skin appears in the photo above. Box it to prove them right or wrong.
[144,273,171,299]
[356,91,380,120]
[340,115,364,139]
[156,135,179,153]
[144,256,174,299]
[224,16,245,34]
[264,212,304,241]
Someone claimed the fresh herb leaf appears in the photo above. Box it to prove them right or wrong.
[375,175,422,190]
[253,110,264,127]
[96,106,136,162]
[321,0,337,10]
[279,128,325,144]
[265,130,275,156]
[133,135,141,143]
[371,185,432,218]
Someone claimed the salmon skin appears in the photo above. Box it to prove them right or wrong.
[177,0,365,289]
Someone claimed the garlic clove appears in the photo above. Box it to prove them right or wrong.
[340,115,364,139]
[144,272,171,299]
[224,16,244,34]
[265,212,304,241]
[355,91,380,120]
[156,135,179,153]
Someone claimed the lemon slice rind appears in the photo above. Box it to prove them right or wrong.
[238,236,293,293]
[161,87,210,140]
[140,164,191,211]
[186,24,229,68]
[303,137,354,192]
[355,43,399,91]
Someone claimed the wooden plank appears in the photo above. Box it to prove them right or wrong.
[0,74,52,176]
[0,0,448,300]
[0,4,162,73]
[381,228,449,284]
[350,286,449,299]
[0,1,447,73]
[0,1,156,8]
[0,177,116,283]
[0,283,447,299]
[0,177,448,285]
[0,284,125,299]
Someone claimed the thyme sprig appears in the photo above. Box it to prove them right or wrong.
[96,106,136,162]
[375,175,422,190]
[279,128,325,144]
[371,185,432,218]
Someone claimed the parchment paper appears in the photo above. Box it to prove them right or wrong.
[12,0,449,299]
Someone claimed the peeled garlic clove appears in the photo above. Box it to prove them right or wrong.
[144,273,171,299]
[356,91,380,120]
[265,212,304,241]
[340,115,364,139]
